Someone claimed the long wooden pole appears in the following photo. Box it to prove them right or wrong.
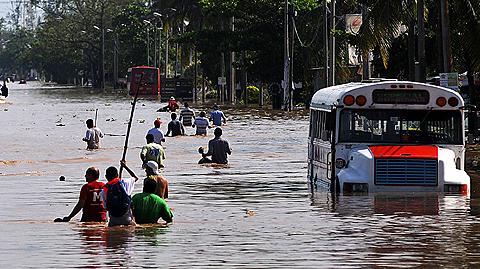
[94,109,98,126]
[119,73,143,178]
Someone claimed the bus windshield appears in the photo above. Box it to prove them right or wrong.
[339,109,463,145]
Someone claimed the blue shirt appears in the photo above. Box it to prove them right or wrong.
[210,110,225,126]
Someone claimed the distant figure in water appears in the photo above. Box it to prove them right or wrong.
[1,81,8,98]
[141,134,166,169]
[55,167,106,222]
[193,111,210,135]
[157,96,180,112]
[179,102,195,127]
[82,119,104,149]
[166,112,185,137]
[210,104,227,126]
[147,119,165,145]
[200,127,232,164]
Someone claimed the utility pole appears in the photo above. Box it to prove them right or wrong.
[361,5,370,80]
[194,46,197,103]
[158,28,162,72]
[101,27,105,90]
[324,0,329,87]
[330,0,335,86]
[289,10,295,110]
[417,0,425,82]
[440,0,451,72]
[165,27,169,77]
[113,32,118,89]
[146,27,150,66]
[283,0,290,111]
[228,16,235,104]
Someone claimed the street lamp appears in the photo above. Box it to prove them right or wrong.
[143,19,152,66]
[106,28,119,89]
[153,12,164,72]
[93,25,105,90]
[157,8,176,78]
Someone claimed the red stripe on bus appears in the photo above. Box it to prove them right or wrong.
[369,145,438,159]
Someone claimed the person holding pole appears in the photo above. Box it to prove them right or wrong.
[83,118,104,150]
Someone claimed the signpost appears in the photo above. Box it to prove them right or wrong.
[217,76,226,86]
[439,72,459,91]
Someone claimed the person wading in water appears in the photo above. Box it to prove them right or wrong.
[82,119,104,150]
[199,127,232,164]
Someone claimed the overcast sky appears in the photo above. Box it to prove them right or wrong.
[0,1,13,20]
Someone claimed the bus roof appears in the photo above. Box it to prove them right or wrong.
[310,81,462,110]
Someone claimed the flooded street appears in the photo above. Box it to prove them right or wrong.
[2,83,480,268]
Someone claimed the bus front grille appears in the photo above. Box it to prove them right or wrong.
[375,159,438,186]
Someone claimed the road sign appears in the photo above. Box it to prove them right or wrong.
[439,72,459,91]
[217,77,226,86]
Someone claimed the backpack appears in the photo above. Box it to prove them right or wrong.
[106,180,131,217]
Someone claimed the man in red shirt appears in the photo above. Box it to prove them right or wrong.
[57,167,107,222]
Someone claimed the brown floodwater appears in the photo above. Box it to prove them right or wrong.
[1,82,480,268]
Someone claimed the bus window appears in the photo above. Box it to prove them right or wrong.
[339,109,462,144]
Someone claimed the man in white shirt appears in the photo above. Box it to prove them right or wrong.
[147,119,165,145]
[82,119,104,149]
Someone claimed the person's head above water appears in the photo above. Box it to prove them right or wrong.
[86,119,94,128]
[85,167,99,183]
[184,102,189,108]
[199,111,206,117]
[154,119,161,128]
[214,127,222,137]
[105,166,118,180]
[213,104,219,110]
[146,133,154,143]
[170,96,175,101]
[171,112,177,120]
[144,160,159,175]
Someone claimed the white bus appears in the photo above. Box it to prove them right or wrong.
[308,80,470,194]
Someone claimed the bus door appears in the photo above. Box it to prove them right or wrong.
[327,109,337,192]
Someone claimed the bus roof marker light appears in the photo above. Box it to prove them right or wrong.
[448,97,459,107]
[356,95,367,106]
[399,85,406,88]
[343,95,355,106]
[390,85,398,88]
[436,97,447,107]
[407,85,413,88]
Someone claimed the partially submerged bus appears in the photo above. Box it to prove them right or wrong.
[127,66,160,96]
[308,80,470,194]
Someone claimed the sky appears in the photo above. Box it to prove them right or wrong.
[0,1,13,20]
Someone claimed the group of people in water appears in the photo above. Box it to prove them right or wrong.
[56,100,232,227]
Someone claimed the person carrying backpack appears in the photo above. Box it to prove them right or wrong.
[102,161,139,227]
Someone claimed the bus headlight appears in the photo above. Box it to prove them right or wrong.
[335,158,346,169]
